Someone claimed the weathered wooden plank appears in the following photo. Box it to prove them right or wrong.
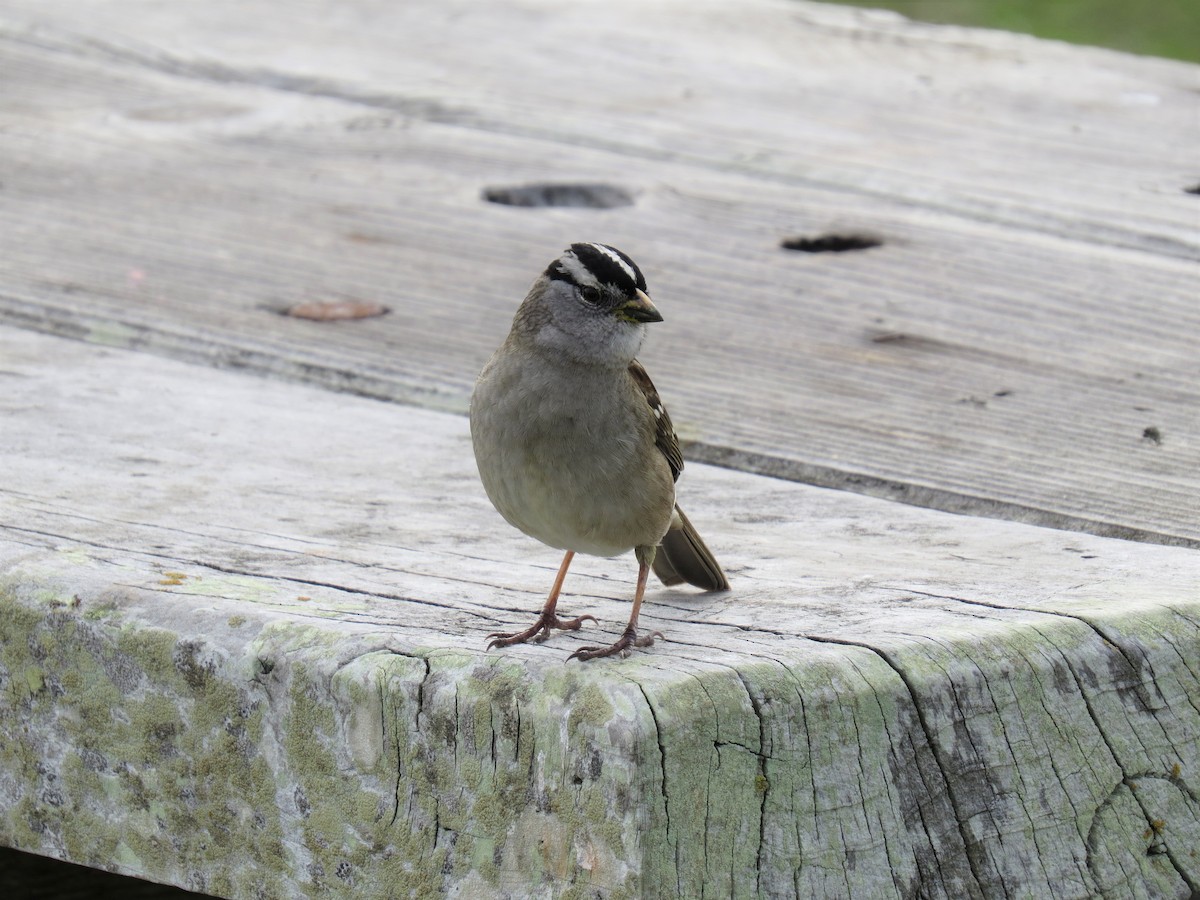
[3,327,1198,898]
[3,0,1197,259]
[0,2,1198,547]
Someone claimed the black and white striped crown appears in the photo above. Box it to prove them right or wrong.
[546,243,648,295]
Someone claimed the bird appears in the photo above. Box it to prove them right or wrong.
[470,242,729,661]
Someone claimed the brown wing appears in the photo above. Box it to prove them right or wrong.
[628,359,684,483]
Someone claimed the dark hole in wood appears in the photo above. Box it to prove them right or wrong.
[1142,426,1163,445]
[1184,183,1200,195]
[482,183,634,208]
[780,233,883,253]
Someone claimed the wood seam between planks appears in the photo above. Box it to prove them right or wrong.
[3,299,1197,551]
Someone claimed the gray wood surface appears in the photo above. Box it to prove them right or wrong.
[1,0,1198,546]
[3,326,1200,899]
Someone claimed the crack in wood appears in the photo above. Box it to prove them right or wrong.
[732,669,771,896]
[803,633,990,897]
[843,653,911,897]
[1043,633,1155,895]
[1125,774,1200,895]
[382,678,403,829]
[633,680,674,892]
[0,521,522,627]
[907,588,1172,713]
[1086,772,1200,896]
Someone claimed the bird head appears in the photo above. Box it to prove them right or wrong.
[517,242,662,366]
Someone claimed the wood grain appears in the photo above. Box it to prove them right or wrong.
[3,327,1199,898]
[0,0,1197,550]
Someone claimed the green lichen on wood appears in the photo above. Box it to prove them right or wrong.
[403,654,640,897]
[237,628,646,898]
[0,587,287,899]
[7,571,1199,898]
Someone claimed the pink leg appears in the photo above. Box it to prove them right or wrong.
[486,551,597,650]
[568,557,664,662]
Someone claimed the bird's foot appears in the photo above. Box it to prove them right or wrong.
[567,626,665,662]
[486,611,598,650]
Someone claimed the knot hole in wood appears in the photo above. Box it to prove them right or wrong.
[481,183,634,208]
[780,233,883,253]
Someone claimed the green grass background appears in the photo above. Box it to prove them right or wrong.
[831,0,1200,62]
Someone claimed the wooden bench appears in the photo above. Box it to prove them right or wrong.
[2,1,1197,896]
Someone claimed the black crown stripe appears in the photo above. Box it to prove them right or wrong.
[569,243,647,294]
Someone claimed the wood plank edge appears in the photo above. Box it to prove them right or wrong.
[687,442,1200,551]
[4,300,1195,552]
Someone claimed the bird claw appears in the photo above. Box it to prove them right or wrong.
[557,613,598,631]
[567,628,665,662]
[485,612,598,651]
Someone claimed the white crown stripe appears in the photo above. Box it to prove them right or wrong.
[557,255,595,287]
[588,243,638,288]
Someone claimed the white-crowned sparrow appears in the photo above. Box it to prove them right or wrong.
[470,242,729,661]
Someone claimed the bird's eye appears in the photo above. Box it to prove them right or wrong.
[579,285,602,305]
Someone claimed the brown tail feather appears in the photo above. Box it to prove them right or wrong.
[652,505,730,591]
